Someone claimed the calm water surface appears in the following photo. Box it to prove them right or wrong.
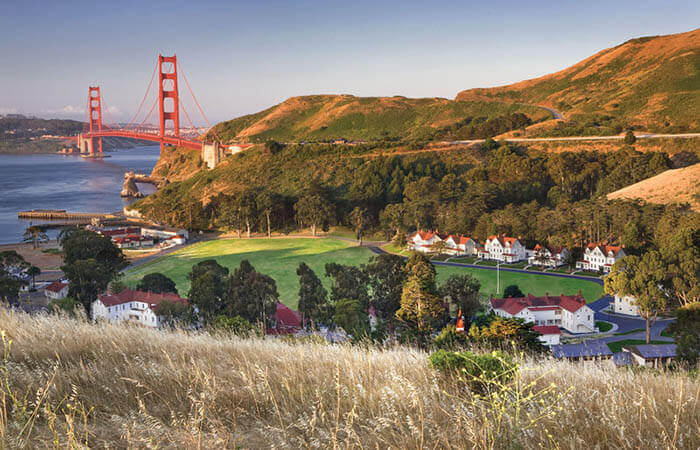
[0,146,161,244]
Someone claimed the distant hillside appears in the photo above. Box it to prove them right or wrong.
[607,162,700,211]
[208,95,551,143]
[456,28,700,134]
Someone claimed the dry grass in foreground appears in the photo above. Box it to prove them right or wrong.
[0,311,698,449]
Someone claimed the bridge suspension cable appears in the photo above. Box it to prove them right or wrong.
[178,61,221,143]
[124,59,159,130]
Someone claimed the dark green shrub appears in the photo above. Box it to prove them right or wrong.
[434,325,470,350]
[429,349,517,392]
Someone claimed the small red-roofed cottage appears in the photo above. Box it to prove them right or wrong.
[44,281,69,301]
[479,234,527,263]
[92,289,188,328]
[490,292,595,333]
[532,325,562,346]
[576,243,626,273]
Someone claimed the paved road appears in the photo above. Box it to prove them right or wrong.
[447,132,700,146]
[371,246,604,285]
[535,105,564,120]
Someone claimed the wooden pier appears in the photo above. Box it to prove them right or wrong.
[18,210,118,220]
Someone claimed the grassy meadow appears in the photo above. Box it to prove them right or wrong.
[123,238,603,308]
[1,311,697,448]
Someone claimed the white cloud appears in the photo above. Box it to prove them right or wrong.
[0,107,19,115]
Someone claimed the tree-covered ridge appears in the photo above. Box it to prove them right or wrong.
[0,115,83,139]
[456,28,700,133]
[206,95,551,143]
[133,139,697,260]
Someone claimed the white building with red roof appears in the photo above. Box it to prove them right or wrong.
[479,234,527,263]
[528,244,569,268]
[44,281,69,301]
[576,243,626,273]
[532,325,562,346]
[92,289,188,328]
[408,231,479,256]
[113,234,154,249]
[408,231,444,253]
[444,234,479,256]
[490,292,595,333]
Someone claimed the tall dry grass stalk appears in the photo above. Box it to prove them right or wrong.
[0,309,697,448]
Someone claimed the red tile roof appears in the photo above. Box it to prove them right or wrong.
[97,289,187,310]
[45,281,68,293]
[533,325,562,335]
[488,234,518,247]
[533,243,564,254]
[490,293,587,315]
[275,302,301,328]
[586,243,623,257]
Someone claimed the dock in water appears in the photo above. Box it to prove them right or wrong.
[18,210,118,220]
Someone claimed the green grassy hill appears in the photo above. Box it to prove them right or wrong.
[207,95,551,142]
[456,28,700,133]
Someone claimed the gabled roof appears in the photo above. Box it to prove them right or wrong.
[97,289,187,311]
[586,243,623,257]
[45,281,68,293]
[490,293,588,315]
[274,302,301,328]
[488,234,519,247]
[532,325,561,335]
[533,243,565,254]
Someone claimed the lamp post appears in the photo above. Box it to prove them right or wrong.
[496,261,500,295]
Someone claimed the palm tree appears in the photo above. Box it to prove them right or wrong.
[23,226,49,249]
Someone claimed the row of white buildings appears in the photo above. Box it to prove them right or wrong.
[408,231,626,273]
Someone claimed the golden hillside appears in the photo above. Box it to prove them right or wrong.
[456,28,700,132]
[607,162,700,211]
[208,94,551,142]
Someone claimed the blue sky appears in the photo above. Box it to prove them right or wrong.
[0,0,697,124]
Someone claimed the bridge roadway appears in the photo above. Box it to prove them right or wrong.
[82,130,203,150]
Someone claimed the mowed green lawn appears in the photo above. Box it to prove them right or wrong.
[435,265,603,303]
[122,238,374,309]
[122,238,603,309]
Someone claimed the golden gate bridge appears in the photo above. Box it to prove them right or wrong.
[67,54,221,157]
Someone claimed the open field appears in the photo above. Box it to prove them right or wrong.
[122,238,374,309]
[123,238,603,308]
[607,162,700,211]
[0,242,63,271]
[0,311,698,448]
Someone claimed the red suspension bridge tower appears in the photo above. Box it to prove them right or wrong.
[75,54,222,165]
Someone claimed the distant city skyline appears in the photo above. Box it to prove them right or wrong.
[1,0,698,124]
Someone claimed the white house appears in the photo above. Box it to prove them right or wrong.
[92,289,188,328]
[576,243,626,273]
[528,244,569,268]
[613,294,639,316]
[532,325,562,346]
[408,231,444,253]
[44,281,69,301]
[490,292,595,334]
[479,234,527,263]
[444,235,479,256]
